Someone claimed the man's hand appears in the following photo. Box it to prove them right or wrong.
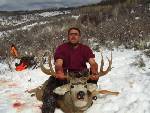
[90,63,98,80]
[90,74,99,80]
[56,71,66,80]
[55,59,66,80]
[89,62,99,80]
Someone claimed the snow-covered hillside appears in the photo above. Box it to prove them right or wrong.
[0,8,74,40]
[0,49,150,113]
[0,10,70,26]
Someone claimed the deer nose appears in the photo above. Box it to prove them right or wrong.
[77,91,85,99]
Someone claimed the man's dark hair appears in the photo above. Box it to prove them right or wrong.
[68,27,81,36]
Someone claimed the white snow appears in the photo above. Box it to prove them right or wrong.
[72,15,80,20]
[0,32,4,38]
[0,10,70,31]
[135,17,140,20]
[0,48,150,113]
[39,11,70,17]
[39,11,63,17]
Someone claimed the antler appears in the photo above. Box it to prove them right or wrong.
[40,54,56,77]
[89,51,112,80]
[40,53,68,79]
[41,51,112,80]
[98,51,112,77]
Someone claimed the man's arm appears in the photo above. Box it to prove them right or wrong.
[55,59,65,80]
[88,58,99,80]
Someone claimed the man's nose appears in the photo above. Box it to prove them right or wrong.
[70,37,76,40]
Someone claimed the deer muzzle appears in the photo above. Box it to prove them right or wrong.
[77,91,86,99]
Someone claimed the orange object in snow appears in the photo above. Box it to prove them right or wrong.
[15,63,27,71]
[10,44,19,58]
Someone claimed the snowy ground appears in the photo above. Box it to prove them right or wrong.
[0,48,150,113]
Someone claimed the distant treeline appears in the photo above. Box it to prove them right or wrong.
[0,0,144,16]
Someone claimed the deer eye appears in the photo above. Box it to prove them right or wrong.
[71,85,74,88]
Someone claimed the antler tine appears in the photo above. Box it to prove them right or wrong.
[40,53,56,77]
[41,52,68,79]
[48,54,55,76]
[98,51,112,77]
[100,52,104,72]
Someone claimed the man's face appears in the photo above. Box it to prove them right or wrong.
[68,29,80,44]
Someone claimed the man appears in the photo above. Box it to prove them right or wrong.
[42,27,98,113]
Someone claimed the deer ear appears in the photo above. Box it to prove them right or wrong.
[53,84,69,95]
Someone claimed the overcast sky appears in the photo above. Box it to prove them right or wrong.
[0,0,102,11]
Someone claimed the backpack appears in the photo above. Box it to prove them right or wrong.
[15,56,37,71]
